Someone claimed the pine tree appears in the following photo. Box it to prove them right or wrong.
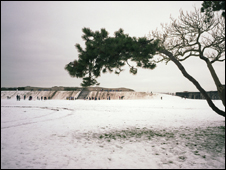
[65,27,158,87]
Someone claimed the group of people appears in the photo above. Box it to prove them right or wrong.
[15,95,49,101]
[83,96,111,100]
[37,96,48,100]
[16,95,21,101]
[119,96,124,100]
[86,97,101,100]
[83,95,126,100]
[16,95,32,101]
[66,97,75,100]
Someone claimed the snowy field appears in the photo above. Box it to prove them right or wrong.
[1,94,225,169]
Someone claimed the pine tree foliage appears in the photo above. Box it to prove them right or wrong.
[201,1,225,22]
[65,28,159,87]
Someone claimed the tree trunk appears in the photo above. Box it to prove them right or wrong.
[160,49,225,117]
[205,59,225,106]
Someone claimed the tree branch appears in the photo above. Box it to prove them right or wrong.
[159,49,225,117]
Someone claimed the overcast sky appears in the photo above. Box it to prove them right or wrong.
[1,1,225,92]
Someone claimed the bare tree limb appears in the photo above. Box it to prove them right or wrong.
[148,7,225,112]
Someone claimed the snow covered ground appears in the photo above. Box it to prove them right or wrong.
[1,93,225,169]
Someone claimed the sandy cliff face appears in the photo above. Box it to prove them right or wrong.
[1,91,157,100]
[87,91,156,100]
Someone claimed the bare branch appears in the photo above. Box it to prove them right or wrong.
[149,7,225,64]
[178,52,200,61]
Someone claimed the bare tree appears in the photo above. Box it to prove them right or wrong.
[149,7,225,116]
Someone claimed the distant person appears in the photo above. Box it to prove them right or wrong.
[41,96,43,100]
[161,97,162,100]
[24,95,26,100]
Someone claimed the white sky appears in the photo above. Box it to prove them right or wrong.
[1,1,225,92]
